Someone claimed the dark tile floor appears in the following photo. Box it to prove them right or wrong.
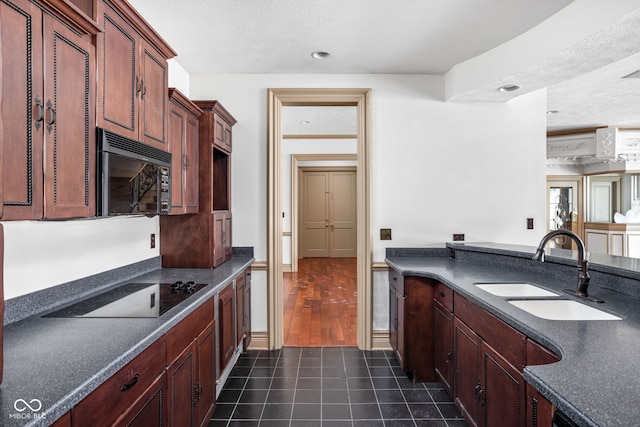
[209,347,467,427]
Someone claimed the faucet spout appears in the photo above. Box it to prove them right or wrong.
[533,230,603,303]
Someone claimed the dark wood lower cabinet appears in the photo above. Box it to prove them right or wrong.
[453,317,482,427]
[114,372,167,427]
[526,383,554,427]
[167,298,216,427]
[388,270,436,382]
[482,340,526,427]
[168,345,196,426]
[434,283,454,397]
[72,297,216,427]
[72,337,167,426]
[167,320,215,427]
[196,324,216,427]
[218,283,236,372]
[453,296,526,427]
[386,273,558,427]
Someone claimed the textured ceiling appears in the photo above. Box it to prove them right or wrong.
[127,0,640,132]
[282,107,357,135]
[129,0,571,74]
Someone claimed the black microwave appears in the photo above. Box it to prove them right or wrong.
[97,129,171,216]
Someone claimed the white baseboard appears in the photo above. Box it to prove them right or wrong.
[371,331,391,350]
[246,331,269,350]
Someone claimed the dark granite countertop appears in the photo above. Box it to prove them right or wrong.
[0,255,253,427]
[386,244,640,427]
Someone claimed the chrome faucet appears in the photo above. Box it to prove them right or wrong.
[532,229,603,303]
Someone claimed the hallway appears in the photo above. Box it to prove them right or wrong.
[283,258,357,347]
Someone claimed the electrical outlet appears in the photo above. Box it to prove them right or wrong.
[150,233,156,249]
[527,218,534,230]
[453,233,465,241]
[380,228,392,240]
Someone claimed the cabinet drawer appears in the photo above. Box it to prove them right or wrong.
[389,269,404,295]
[167,296,214,363]
[454,293,526,370]
[434,282,453,312]
[73,336,167,426]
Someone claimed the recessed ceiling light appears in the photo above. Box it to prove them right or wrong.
[547,110,559,115]
[311,51,330,60]
[300,120,310,125]
[498,84,521,92]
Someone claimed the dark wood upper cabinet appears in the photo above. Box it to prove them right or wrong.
[160,100,236,268]
[167,89,202,215]
[96,0,176,151]
[1,0,99,220]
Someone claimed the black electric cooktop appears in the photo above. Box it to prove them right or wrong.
[45,281,207,318]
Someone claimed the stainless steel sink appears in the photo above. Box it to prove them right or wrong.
[475,283,559,298]
[508,299,622,321]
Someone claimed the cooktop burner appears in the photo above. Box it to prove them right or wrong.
[45,281,208,318]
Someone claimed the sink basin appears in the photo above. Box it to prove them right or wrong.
[508,299,622,321]
[475,283,559,298]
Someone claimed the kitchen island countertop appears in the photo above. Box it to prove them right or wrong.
[386,245,640,427]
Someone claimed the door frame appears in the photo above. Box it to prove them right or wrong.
[546,175,584,237]
[267,88,372,350]
[292,157,358,271]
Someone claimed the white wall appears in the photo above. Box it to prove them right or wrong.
[189,73,548,333]
[168,59,190,96]
[2,216,160,300]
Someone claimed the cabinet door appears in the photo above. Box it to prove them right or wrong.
[212,212,232,266]
[218,284,236,372]
[453,317,481,427]
[0,0,44,220]
[97,1,139,141]
[526,383,554,427]
[213,113,232,153]
[184,113,199,213]
[43,14,95,218]
[434,302,454,397]
[212,212,225,266]
[223,212,233,261]
[482,341,526,427]
[114,371,167,427]
[196,321,216,427]
[139,38,168,150]
[167,342,196,426]
[168,99,186,213]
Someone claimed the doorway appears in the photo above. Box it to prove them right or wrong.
[546,176,584,250]
[267,88,373,350]
[283,165,358,347]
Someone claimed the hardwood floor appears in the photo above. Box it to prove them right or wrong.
[283,257,357,347]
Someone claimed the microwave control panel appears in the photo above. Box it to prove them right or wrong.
[159,167,170,214]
